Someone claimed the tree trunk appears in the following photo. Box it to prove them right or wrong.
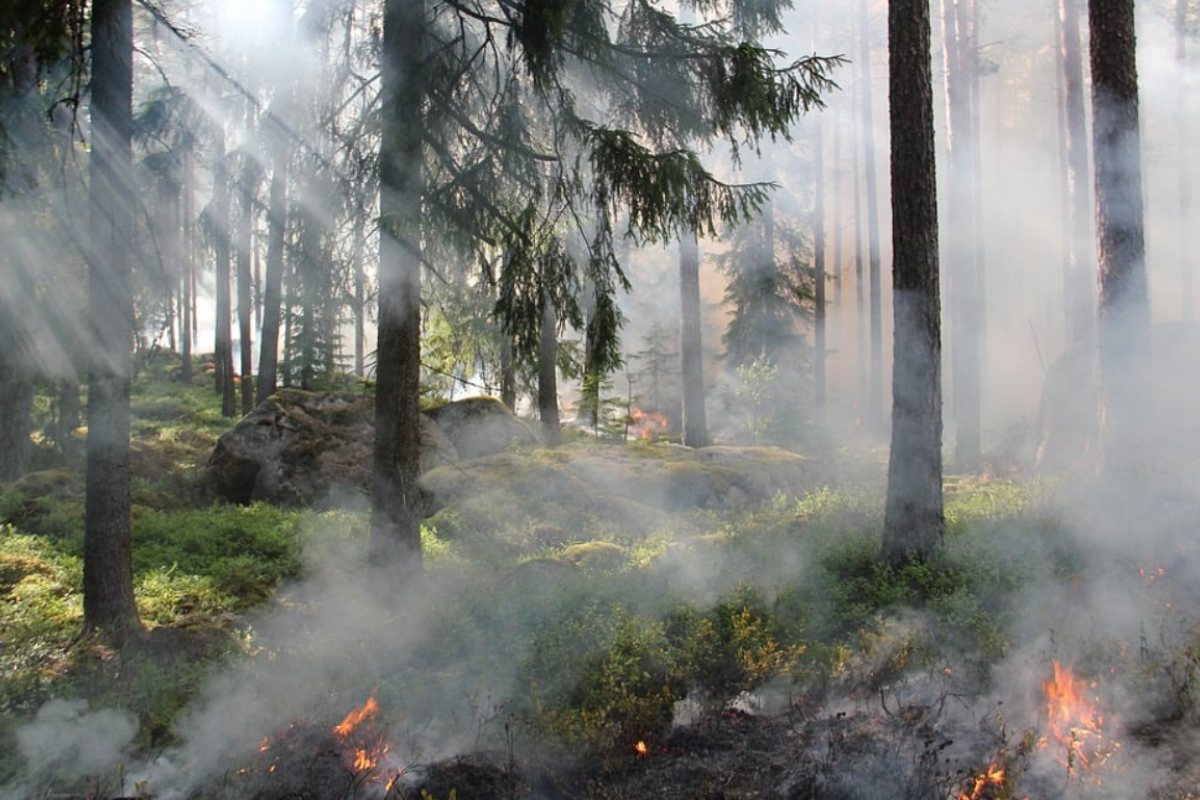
[0,351,33,481]
[538,289,562,446]
[852,80,868,416]
[236,133,257,416]
[84,0,142,640]
[353,212,366,377]
[212,124,236,418]
[500,333,517,412]
[1061,0,1095,344]
[860,0,885,430]
[679,230,708,447]
[180,144,194,384]
[813,116,827,419]
[1089,0,1151,480]
[882,0,945,565]
[941,0,982,472]
[256,133,288,404]
[369,0,425,577]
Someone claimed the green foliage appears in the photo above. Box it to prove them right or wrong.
[131,505,306,608]
[667,584,803,708]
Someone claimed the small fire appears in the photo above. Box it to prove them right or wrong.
[634,740,649,755]
[333,695,379,738]
[957,761,1006,800]
[332,695,395,778]
[1041,660,1120,775]
[629,408,669,440]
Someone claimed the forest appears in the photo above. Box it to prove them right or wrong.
[2,0,1199,798]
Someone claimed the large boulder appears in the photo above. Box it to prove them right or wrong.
[426,396,539,458]
[208,391,532,507]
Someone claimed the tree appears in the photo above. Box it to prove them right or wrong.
[83,0,142,639]
[881,0,945,564]
[1058,0,1094,344]
[367,0,839,573]
[679,229,709,447]
[1088,0,1150,480]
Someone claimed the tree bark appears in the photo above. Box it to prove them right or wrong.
[538,290,561,446]
[212,123,236,417]
[84,0,142,640]
[256,127,288,404]
[882,0,945,564]
[236,125,257,416]
[1088,0,1151,480]
[369,0,425,577]
[180,144,195,384]
[679,230,708,447]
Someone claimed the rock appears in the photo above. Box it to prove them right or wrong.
[426,396,539,458]
[207,391,535,507]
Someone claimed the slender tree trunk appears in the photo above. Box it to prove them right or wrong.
[882,0,945,564]
[1062,0,1095,343]
[500,333,517,412]
[353,212,366,377]
[212,124,236,417]
[538,290,562,446]
[59,378,81,450]
[813,116,827,419]
[941,0,982,472]
[1089,0,1151,480]
[180,144,194,384]
[1178,0,1193,321]
[236,136,257,416]
[860,0,885,430]
[369,0,425,576]
[256,132,288,403]
[679,229,708,446]
[84,0,142,640]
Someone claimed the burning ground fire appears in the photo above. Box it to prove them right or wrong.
[629,407,669,439]
[953,660,1122,799]
[1040,660,1120,776]
[241,694,404,796]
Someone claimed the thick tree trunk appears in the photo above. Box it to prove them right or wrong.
[1061,0,1095,344]
[941,0,982,472]
[538,292,561,446]
[256,134,288,404]
[1089,0,1151,480]
[369,0,425,577]
[882,0,945,565]
[84,0,142,640]
[679,230,708,447]
[860,0,885,430]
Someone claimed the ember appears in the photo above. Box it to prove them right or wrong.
[957,760,1006,800]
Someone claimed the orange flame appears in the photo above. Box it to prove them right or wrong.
[634,740,648,755]
[957,761,1006,800]
[1041,660,1119,775]
[333,695,379,738]
[629,408,668,439]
